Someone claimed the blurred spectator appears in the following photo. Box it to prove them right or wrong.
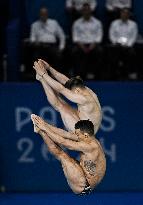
[106,0,132,19]
[108,8,138,80]
[109,9,137,46]
[106,0,132,11]
[72,3,103,79]
[105,0,132,37]
[23,7,65,79]
[66,0,97,24]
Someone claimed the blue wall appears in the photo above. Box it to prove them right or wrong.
[0,82,143,192]
[133,0,143,34]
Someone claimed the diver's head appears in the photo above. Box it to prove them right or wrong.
[64,76,84,90]
[75,120,94,138]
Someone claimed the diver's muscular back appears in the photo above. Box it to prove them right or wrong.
[78,87,102,134]
[80,138,106,189]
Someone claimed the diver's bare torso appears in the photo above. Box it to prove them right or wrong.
[31,113,106,194]
[59,86,102,133]
[79,138,106,189]
[78,87,102,133]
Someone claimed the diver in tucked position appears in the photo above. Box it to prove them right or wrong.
[31,114,106,195]
[33,59,102,134]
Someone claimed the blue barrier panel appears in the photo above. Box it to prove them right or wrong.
[0,82,143,192]
[1,193,143,205]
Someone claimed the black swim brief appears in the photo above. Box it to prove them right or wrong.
[78,181,92,196]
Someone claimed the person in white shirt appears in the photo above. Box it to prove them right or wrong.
[27,7,66,73]
[66,0,97,24]
[109,9,138,47]
[105,0,132,34]
[72,3,103,79]
[108,8,138,80]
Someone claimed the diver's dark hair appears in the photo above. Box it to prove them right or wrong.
[75,120,94,136]
[64,76,84,90]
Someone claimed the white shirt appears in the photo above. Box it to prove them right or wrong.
[109,19,138,47]
[30,19,65,50]
[106,0,131,11]
[66,0,97,11]
[72,17,103,44]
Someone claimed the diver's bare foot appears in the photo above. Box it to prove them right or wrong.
[31,114,47,132]
[33,61,47,77]
[38,59,50,70]
[34,124,40,133]
[31,115,40,133]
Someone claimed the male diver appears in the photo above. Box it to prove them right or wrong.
[33,59,102,133]
[31,115,106,195]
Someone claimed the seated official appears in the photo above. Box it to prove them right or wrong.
[106,0,132,23]
[108,8,138,80]
[23,7,66,76]
[66,0,97,24]
[105,0,132,40]
[71,3,103,80]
